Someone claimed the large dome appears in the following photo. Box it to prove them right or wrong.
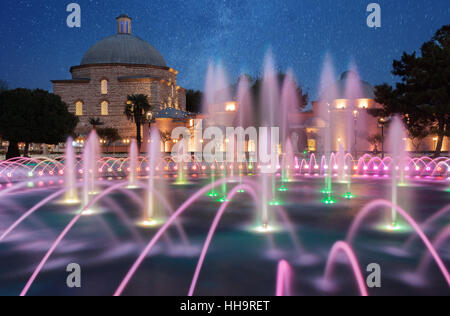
[81,34,167,67]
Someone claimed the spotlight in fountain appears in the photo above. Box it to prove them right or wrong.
[63,198,81,205]
[251,223,280,234]
[207,190,219,197]
[81,208,101,216]
[278,185,288,192]
[269,199,283,206]
[217,196,231,203]
[137,218,163,228]
[375,221,412,233]
[322,196,337,205]
[344,192,355,200]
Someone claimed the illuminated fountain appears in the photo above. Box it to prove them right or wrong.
[387,116,408,229]
[0,55,448,297]
[318,55,338,204]
[64,137,79,204]
[261,53,282,209]
[82,131,99,213]
[128,139,139,188]
[140,128,163,227]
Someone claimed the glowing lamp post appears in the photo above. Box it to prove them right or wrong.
[377,117,390,159]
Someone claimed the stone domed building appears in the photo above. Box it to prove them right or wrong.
[52,14,186,143]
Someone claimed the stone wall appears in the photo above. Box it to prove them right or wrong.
[53,64,186,140]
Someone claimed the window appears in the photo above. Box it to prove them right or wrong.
[358,99,369,109]
[248,140,256,153]
[121,21,124,33]
[75,101,83,116]
[308,139,317,152]
[101,79,108,95]
[126,22,129,33]
[101,101,109,116]
[225,102,236,112]
[335,99,347,109]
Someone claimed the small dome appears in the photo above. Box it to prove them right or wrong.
[81,34,167,67]
[155,108,189,119]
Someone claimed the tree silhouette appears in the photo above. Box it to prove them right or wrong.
[124,94,151,149]
[89,117,104,130]
[371,25,450,156]
[0,89,78,159]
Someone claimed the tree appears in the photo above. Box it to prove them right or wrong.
[367,134,383,153]
[371,25,450,157]
[0,80,8,93]
[251,72,309,111]
[185,89,203,113]
[89,117,104,130]
[0,89,78,159]
[251,72,309,126]
[125,94,151,149]
[97,127,121,153]
[160,131,172,153]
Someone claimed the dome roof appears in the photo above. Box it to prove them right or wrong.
[155,108,189,119]
[81,34,167,67]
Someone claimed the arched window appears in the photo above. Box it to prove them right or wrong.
[75,101,83,116]
[101,79,108,95]
[126,22,129,33]
[101,101,109,116]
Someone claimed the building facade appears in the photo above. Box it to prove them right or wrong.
[52,15,186,144]
[306,71,448,155]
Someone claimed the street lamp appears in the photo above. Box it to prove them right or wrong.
[378,117,390,158]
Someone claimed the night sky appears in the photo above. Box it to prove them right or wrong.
[0,0,449,102]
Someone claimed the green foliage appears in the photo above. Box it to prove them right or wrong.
[0,88,78,146]
[185,89,203,113]
[372,25,450,155]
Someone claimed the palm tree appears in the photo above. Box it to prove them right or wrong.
[89,117,104,131]
[125,94,151,149]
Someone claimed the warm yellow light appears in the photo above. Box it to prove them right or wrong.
[189,119,194,127]
[225,102,237,112]
[433,137,439,141]
[101,79,108,95]
[75,101,83,116]
[358,99,369,109]
[335,99,347,109]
